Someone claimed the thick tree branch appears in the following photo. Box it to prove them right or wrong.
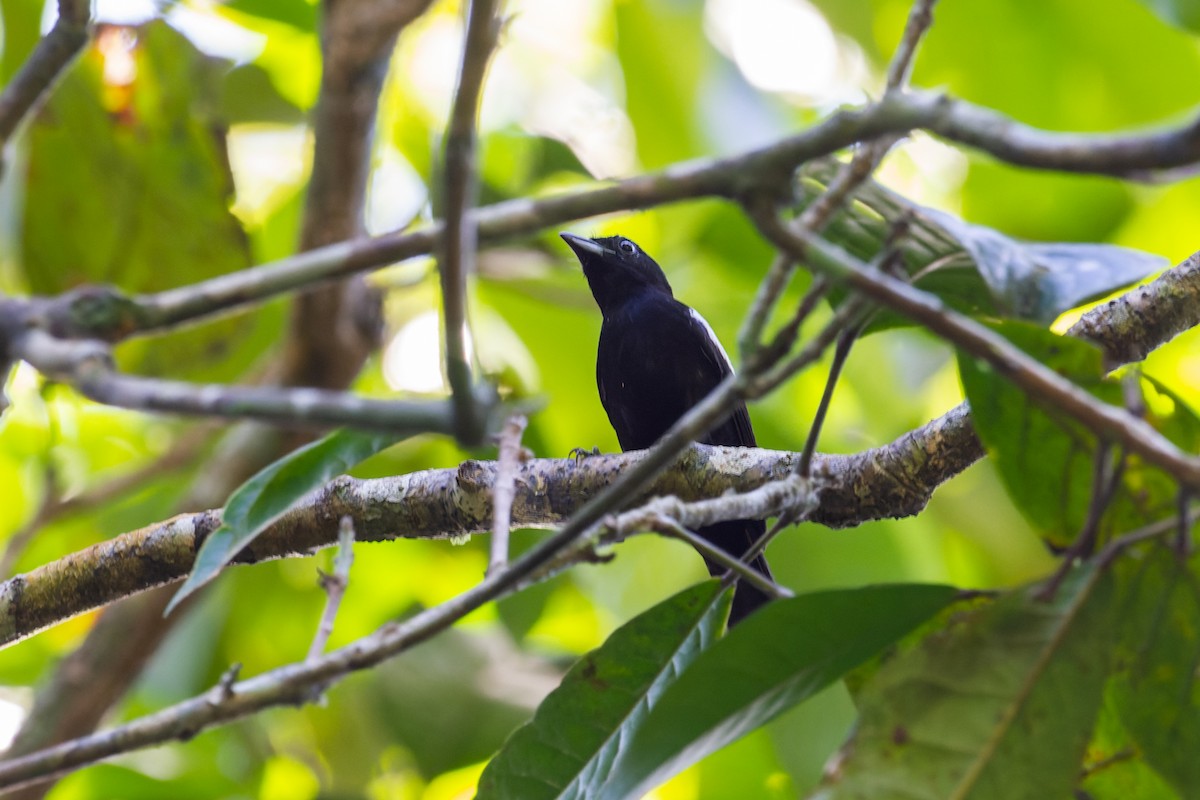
[20,89,1200,346]
[0,409,979,650]
[1067,248,1200,369]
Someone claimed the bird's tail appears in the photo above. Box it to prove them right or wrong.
[697,518,774,627]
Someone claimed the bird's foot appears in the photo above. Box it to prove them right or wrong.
[569,446,602,462]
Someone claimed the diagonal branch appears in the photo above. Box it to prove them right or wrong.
[0,409,979,650]
[749,207,1200,489]
[0,0,91,148]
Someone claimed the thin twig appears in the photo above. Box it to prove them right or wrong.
[884,0,939,92]
[648,514,791,601]
[0,523,586,792]
[307,518,356,663]
[439,0,505,444]
[796,218,909,476]
[738,140,895,359]
[737,0,935,358]
[10,330,458,435]
[489,414,528,576]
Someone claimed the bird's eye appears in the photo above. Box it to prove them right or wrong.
[618,239,638,255]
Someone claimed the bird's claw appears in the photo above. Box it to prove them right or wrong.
[569,446,602,462]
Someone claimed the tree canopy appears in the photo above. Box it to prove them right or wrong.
[1,0,1200,798]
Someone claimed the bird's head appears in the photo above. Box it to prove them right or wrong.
[560,232,673,315]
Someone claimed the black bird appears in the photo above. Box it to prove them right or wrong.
[562,232,773,625]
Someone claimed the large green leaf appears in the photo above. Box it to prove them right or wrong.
[166,428,407,614]
[958,322,1108,545]
[1111,550,1200,797]
[799,159,1165,327]
[1080,681,1182,799]
[596,584,960,800]
[20,21,277,382]
[476,581,729,799]
[817,566,1114,800]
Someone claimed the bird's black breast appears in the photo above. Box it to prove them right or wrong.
[596,293,755,452]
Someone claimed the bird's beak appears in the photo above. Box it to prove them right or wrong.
[560,232,607,258]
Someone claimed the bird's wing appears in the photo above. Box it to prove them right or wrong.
[684,307,758,449]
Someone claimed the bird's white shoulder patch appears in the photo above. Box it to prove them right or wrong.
[688,307,735,373]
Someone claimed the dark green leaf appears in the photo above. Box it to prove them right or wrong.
[166,429,406,614]
[218,62,306,124]
[1111,549,1200,796]
[223,0,318,32]
[20,21,274,382]
[959,323,1198,548]
[958,322,1108,545]
[597,584,959,800]
[799,159,1164,327]
[927,208,1165,323]
[476,581,729,800]
[818,566,1114,800]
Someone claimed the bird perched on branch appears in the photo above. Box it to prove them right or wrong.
[561,232,773,626]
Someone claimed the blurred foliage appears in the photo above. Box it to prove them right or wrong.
[0,0,1199,798]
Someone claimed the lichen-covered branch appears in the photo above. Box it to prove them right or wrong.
[0,408,979,649]
[1068,248,1200,370]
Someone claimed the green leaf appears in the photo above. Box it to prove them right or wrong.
[958,321,1109,545]
[597,584,959,800]
[615,1,708,168]
[218,62,306,125]
[475,581,730,800]
[1111,549,1200,797]
[817,566,1115,800]
[20,21,277,382]
[1081,683,1182,800]
[166,429,406,614]
[959,323,1199,548]
[0,0,44,85]
[800,158,1164,327]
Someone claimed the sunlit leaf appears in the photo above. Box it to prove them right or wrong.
[597,584,959,800]
[476,581,730,800]
[166,428,406,614]
[0,0,43,84]
[1080,684,1182,799]
[816,566,1114,800]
